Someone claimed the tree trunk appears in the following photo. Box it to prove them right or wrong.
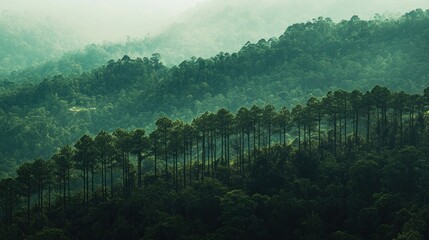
[138,154,142,189]
[377,107,380,147]
[91,166,94,201]
[48,178,51,209]
[355,110,359,144]
[202,132,205,179]
[110,158,113,198]
[197,137,200,180]
[283,123,287,148]
[154,147,157,178]
[227,133,230,167]
[164,130,168,179]
[400,110,403,146]
[318,115,321,150]
[183,140,186,187]
[122,152,126,196]
[333,115,337,155]
[247,130,251,167]
[298,123,301,151]
[83,168,86,203]
[258,122,261,150]
[175,150,178,189]
[27,189,30,224]
[303,123,307,150]
[67,167,70,203]
[189,138,193,185]
[40,184,43,214]
[268,123,271,152]
[253,121,257,152]
[308,124,312,154]
[344,111,347,148]
[339,117,342,147]
[221,128,224,166]
[61,179,65,208]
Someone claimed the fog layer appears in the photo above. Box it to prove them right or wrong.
[1,0,428,45]
[0,0,207,44]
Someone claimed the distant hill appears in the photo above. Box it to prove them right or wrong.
[0,12,82,76]
[3,0,409,84]
[3,0,429,84]
[3,0,300,83]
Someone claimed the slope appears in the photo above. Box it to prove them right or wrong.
[8,0,427,84]
[0,12,83,76]
[0,9,429,177]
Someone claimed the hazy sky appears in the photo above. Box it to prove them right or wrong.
[1,0,429,44]
[0,0,208,43]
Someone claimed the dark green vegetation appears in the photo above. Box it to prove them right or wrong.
[1,10,429,178]
[1,86,429,239]
[1,9,429,238]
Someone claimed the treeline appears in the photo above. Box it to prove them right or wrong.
[1,86,429,239]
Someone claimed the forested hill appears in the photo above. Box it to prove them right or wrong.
[1,0,302,84]
[1,86,429,239]
[4,6,428,85]
[0,9,429,177]
[0,13,82,76]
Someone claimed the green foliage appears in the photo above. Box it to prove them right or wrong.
[2,10,429,178]
[2,9,429,239]
[27,228,69,240]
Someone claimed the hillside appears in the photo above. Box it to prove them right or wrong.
[0,12,82,76]
[0,9,429,177]
[5,0,419,84]
[3,0,296,84]
[1,85,429,239]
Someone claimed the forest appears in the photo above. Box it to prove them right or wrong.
[1,0,317,85]
[1,7,429,240]
[1,86,429,239]
[1,9,429,178]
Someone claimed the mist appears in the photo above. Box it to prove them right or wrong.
[2,0,428,46]
[178,0,429,45]
[147,0,429,64]
[0,0,208,44]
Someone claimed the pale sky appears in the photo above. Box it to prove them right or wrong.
[1,0,429,44]
[0,0,208,43]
